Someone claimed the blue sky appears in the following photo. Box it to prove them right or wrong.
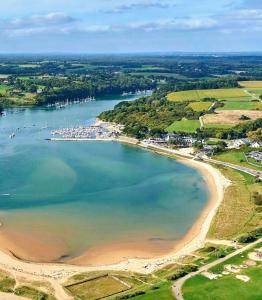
[0,0,261,53]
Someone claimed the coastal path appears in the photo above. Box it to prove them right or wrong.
[172,238,262,300]
[141,143,262,180]
[204,158,262,180]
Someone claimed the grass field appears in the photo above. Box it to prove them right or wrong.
[208,167,262,239]
[183,266,262,300]
[188,101,213,111]
[167,88,247,102]
[166,119,200,133]
[214,151,262,171]
[247,88,262,96]
[239,80,262,88]
[0,271,15,293]
[14,286,55,300]
[202,110,262,126]
[203,124,234,129]
[217,101,262,110]
[131,282,174,300]
[0,85,8,95]
[66,275,130,300]
[18,64,40,68]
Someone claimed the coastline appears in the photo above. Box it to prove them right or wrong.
[0,138,230,279]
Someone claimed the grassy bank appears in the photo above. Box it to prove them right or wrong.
[208,166,262,239]
[213,151,262,172]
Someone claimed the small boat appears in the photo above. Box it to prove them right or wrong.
[9,133,15,139]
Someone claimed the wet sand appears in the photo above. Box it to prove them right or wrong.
[0,144,229,271]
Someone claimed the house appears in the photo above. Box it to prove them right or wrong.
[166,134,196,147]
[227,139,251,149]
[248,151,262,162]
[250,141,262,149]
[142,138,166,145]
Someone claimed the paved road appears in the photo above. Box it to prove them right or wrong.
[172,238,262,300]
[204,158,262,180]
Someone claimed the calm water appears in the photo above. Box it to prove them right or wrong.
[0,94,209,261]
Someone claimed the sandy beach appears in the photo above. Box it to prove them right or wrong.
[0,142,230,280]
[0,143,231,300]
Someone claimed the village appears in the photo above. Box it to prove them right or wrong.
[50,121,262,165]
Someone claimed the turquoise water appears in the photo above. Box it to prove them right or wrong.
[0,95,209,262]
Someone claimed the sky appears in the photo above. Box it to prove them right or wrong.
[0,0,262,53]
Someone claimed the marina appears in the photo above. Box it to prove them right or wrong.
[0,94,209,265]
[50,121,123,140]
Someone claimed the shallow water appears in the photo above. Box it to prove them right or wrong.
[0,94,209,262]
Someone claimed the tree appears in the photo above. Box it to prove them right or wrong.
[247,128,262,141]
[239,115,250,121]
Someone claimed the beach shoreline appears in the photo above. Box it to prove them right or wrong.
[0,139,230,279]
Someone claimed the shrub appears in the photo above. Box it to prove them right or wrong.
[253,192,262,205]
[116,290,146,299]
[168,265,198,280]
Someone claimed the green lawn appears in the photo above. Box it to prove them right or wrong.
[183,267,262,300]
[131,282,174,300]
[166,119,200,133]
[214,151,262,171]
[188,101,213,111]
[167,88,247,102]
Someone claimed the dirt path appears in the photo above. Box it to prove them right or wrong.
[0,293,28,300]
[244,89,261,101]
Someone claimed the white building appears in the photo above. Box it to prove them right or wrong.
[227,139,251,149]
[250,141,262,149]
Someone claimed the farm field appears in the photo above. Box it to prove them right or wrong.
[203,124,234,129]
[219,96,253,101]
[239,80,262,88]
[218,101,262,110]
[247,88,262,96]
[167,88,247,102]
[131,72,188,79]
[202,110,262,126]
[188,101,212,111]
[166,119,200,133]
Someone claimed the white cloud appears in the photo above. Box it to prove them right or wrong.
[0,12,77,36]
[105,1,174,13]
[231,9,262,19]
[11,12,76,27]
